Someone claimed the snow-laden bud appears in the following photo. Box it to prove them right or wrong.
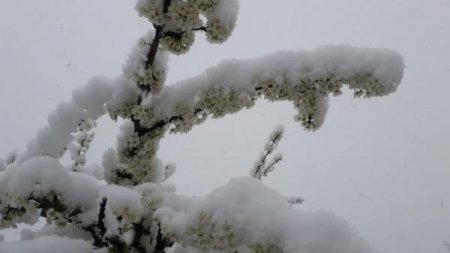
[350,75,387,98]
[0,195,39,229]
[167,0,202,31]
[69,119,96,171]
[205,19,232,43]
[100,186,144,230]
[291,83,328,131]
[137,0,203,32]
[135,0,166,25]
[161,31,195,55]
[116,121,138,160]
[123,31,169,94]
[203,0,239,43]
[106,77,140,121]
[136,66,167,93]
[195,0,218,13]
[110,120,169,185]
[196,87,255,119]
[103,148,128,185]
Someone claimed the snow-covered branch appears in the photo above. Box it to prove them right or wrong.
[141,45,403,132]
[18,77,113,163]
[133,0,239,95]
[109,45,403,185]
[251,125,284,180]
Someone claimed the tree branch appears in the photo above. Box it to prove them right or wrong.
[139,0,173,94]
[97,198,107,237]
[83,198,109,248]
[155,224,173,253]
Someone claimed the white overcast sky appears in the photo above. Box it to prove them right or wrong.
[1,0,449,252]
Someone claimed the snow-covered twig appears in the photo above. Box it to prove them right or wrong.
[251,125,284,179]
[69,119,96,172]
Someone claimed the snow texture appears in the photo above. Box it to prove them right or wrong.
[72,76,113,119]
[0,156,142,231]
[156,177,376,253]
[19,77,113,162]
[145,45,403,116]
[0,158,377,252]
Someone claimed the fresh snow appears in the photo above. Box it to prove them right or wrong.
[0,0,405,252]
